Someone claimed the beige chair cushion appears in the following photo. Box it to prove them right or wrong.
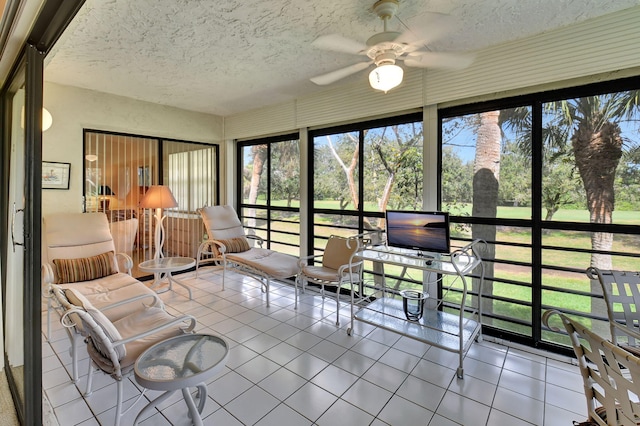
[200,205,246,240]
[114,307,186,369]
[109,218,138,256]
[322,236,358,271]
[53,251,118,284]
[44,213,118,269]
[57,273,158,322]
[57,272,140,295]
[301,265,341,281]
[64,288,125,360]
[228,248,298,279]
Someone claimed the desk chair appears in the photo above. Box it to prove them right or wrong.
[297,235,364,325]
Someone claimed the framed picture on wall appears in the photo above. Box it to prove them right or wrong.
[42,161,71,190]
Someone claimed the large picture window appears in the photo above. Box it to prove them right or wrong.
[238,134,301,256]
[309,113,424,293]
[440,80,640,350]
[310,113,423,244]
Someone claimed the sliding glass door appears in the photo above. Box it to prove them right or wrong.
[1,46,44,426]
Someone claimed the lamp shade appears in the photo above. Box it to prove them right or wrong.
[98,185,114,196]
[369,64,403,93]
[139,185,178,209]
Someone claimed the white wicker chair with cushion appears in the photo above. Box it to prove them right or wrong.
[195,205,299,307]
[297,235,364,325]
[54,285,196,426]
[543,310,640,426]
[43,212,160,383]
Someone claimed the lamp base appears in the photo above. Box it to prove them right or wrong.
[99,199,110,211]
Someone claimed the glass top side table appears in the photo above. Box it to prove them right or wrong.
[133,333,229,426]
[138,256,196,299]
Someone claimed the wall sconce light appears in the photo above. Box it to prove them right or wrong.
[20,107,53,131]
[85,154,98,162]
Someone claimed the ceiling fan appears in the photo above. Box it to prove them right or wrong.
[310,0,474,92]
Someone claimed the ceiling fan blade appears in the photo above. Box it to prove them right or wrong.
[404,51,475,70]
[394,13,456,46]
[311,34,367,55]
[310,61,372,85]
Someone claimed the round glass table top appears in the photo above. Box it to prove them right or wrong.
[138,256,196,272]
[135,333,229,390]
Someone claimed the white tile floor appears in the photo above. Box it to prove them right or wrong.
[42,267,587,425]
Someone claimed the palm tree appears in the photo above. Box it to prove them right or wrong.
[546,91,640,269]
[472,110,501,316]
[246,144,268,231]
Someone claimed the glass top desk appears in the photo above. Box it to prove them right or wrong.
[351,240,485,379]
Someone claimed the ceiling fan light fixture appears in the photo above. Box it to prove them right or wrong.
[369,64,403,93]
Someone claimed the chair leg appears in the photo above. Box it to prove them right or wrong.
[46,299,52,342]
[85,361,95,396]
[222,263,226,290]
[195,244,204,278]
[114,379,124,426]
[335,284,341,326]
[265,277,270,307]
[70,333,79,383]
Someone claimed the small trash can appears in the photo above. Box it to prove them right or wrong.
[399,290,429,321]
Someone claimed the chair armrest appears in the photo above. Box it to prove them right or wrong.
[337,260,364,276]
[612,320,640,343]
[297,254,323,268]
[246,234,264,248]
[115,314,197,346]
[115,252,133,275]
[98,292,163,311]
[42,263,55,287]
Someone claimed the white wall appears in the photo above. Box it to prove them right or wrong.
[42,82,224,216]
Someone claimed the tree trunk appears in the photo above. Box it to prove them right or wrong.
[572,117,623,318]
[327,135,359,209]
[472,111,501,319]
[248,145,268,232]
[571,117,622,270]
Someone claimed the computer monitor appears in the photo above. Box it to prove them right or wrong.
[385,210,450,254]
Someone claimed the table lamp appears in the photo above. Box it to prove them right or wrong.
[98,185,114,211]
[139,185,178,259]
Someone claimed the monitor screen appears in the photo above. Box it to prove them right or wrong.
[385,210,450,254]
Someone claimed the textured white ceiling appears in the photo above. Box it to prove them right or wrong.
[45,0,640,116]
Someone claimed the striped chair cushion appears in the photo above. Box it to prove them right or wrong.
[219,237,251,253]
[54,251,118,284]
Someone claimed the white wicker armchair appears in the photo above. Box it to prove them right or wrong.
[54,285,196,426]
[543,309,640,425]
